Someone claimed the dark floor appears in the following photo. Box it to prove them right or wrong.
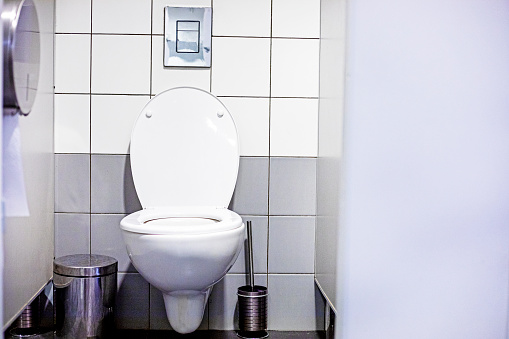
[116,330,326,339]
[6,329,326,339]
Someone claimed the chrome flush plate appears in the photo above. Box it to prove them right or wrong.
[164,7,212,67]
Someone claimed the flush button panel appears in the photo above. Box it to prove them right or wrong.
[164,7,211,67]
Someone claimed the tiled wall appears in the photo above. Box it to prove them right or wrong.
[54,0,322,331]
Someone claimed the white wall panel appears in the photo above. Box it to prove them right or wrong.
[3,0,54,328]
[334,0,509,338]
[316,0,347,314]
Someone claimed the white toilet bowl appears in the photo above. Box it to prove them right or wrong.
[119,87,245,334]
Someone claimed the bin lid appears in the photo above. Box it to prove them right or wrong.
[54,254,118,277]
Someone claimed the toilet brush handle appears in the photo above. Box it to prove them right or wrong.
[246,221,255,290]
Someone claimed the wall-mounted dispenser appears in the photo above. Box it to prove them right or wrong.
[164,7,212,68]
[2,0,40,116]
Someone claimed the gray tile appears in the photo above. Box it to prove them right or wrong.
[229,157,269,215]
[55,154,90,213]
[91,214,136,272]
[91,155,141,213]
[54,213,90,257]
[269,158,316,216]
[268,217,315,274]
[116,273,150,329]
[209,274,267,330]
[268,274,325,331]
[229,216,268,274]
[149,285,209,331]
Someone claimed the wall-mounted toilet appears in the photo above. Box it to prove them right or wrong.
[119,87,245,334]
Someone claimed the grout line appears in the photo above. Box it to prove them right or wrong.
[213,35,319,40]
[209,0,214,94]
[63,32,152,36]
[212,35,270,39]
[54,211,316,217]
[55,93,318,99]
[56,93,152,96]
[56,153,318,159]
[206,1,215,315]
[89,0,93,255]
[218,95,319,99]
[148,1,154,327]
[148,33,319,40]
[149,0,154,97]
[266,0,274,285]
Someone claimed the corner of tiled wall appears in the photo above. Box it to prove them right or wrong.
[54,0,322,331]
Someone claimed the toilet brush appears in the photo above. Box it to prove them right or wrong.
[237,221,269,339]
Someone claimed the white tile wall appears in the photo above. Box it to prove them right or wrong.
[54,34,90,93]
[213,0,271,37]
[55,0,91,33]
[268,275,324,331]
[54,0,322,331]
[270,98,319,156]
[271,38,320,98]
[54,213,90,257]
[272,0,321,38]
[91,35,151,95]
[268,216,316,273]
[211,37,271,97]
[92,0,151,34]
[91,214,136,272]
[91,95,150,154]
[220,97,270,156]
[54,94,90,153]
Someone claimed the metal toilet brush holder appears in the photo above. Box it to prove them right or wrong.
[237,221,269,339]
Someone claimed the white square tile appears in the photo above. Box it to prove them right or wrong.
[269,158,317,216]
[92,0,151,34]
[213,0,271,37]
[151,36,210,95]
[54,213,90,257]
[91,95,150,154]
[91,35,151,94]
[209,274,267,330]
[55,0,91,33]
[229,157,269,215]
[272,0,320,38]
[219,97,269,156]
[268,217,315,274]
[268,274,324,330]
[91,214,136,273]
[270,98,318,157]
[271,39,320,98]
[55,154,91,213]
[152,0,212,35]
[54,34,90,93]
[149,285,209,330]
[229,216,268,274]
[116,273,150,329]
[54,94,90,153]
[211,37,270,97]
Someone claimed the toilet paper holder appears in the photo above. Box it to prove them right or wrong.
[2,0,40,117]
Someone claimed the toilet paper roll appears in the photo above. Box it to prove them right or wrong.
[2,114,29,217]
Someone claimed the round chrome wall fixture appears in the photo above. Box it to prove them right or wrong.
[2,0,40,116]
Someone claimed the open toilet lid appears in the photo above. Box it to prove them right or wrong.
[130,87,239,208]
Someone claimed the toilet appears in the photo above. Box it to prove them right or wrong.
[119,87,245,334]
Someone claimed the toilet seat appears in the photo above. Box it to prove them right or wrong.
[129,87,239,209]
[121,207,242,235]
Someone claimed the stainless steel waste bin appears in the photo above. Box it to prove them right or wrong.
[53,254,117,339]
